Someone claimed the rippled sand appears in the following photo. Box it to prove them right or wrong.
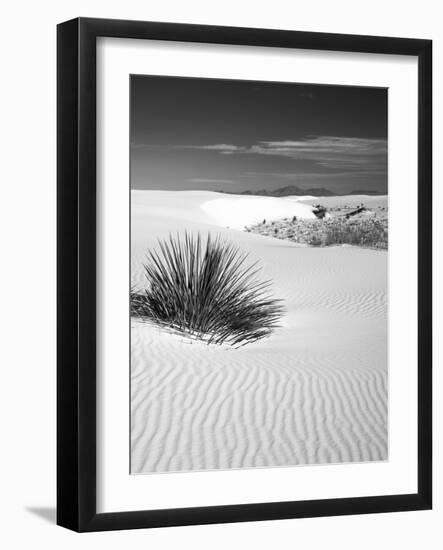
[131,190,387,473]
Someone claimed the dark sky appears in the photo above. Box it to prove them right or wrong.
[130,75,387,195]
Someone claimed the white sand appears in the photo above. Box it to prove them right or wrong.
[131,190,387,473]
[201,195,317,228]
[285,194,318,202]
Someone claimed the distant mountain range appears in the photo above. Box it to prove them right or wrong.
[219,185,386,197]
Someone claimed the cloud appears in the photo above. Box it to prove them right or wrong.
[133,137,387,176]
[259,137,386,153]
[132,143,244,154]
[179,144,244,155]
[194,144,240,152]
[174,136,387,171]
[242,137,387,170]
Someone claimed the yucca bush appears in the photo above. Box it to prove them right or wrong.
[246,217,388,250]
[131,232,284,347]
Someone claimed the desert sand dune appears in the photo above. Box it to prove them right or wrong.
[131,190,387,473]
[201,194,317,228]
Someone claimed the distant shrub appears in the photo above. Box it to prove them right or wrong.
[131,232,284,347]
[307,234,323,247]
[246,217,388,250]
[321,219,387,249]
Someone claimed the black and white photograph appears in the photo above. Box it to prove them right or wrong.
[130,75,388,474]
[1,0,437,542]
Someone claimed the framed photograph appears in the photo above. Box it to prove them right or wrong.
[57,17,432,532]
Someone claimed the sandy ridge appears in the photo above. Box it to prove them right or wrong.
[131,191,388,473]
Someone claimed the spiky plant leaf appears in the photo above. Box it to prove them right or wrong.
[131,232,284,346]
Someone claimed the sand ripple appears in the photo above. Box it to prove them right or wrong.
[131,191,388,474]
[131,323,387,473]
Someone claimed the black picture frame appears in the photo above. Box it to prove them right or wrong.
[57,17,432,532]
